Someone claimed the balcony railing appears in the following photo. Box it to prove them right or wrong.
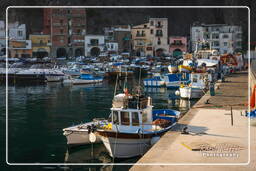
[87,43,105,47]
[155,33,163,37]
[155,24,163,28]
[136,34,146,37]
[170,43,185,46]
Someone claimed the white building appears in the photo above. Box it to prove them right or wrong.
[106,42,118,54]
[84,35,105,57]
[0,21,6,55]
[191,24,242,54]
[8,22,26,40]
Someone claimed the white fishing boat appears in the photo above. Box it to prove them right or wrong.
[15,64,65,83]
[178,72,212,99]
[93,92,180,158]
[143,73,165,87]
[63,73,103,85]
[63,119,106,146]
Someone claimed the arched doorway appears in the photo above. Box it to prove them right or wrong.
[90,47,100,57]
[36,48,48,58]
[155,48,164,57]
[56,48,67,58]
[75,48,84,57]
[173,48,182,57]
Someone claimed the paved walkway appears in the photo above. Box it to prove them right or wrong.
[131,72,256,171]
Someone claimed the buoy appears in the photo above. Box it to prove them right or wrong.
[175,90,180,96]
[89,133,97,143]
[151,136,160,145]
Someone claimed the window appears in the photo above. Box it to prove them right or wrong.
[113,111,119,124]
[212,33,219,39]
[156,30,162,36]
[121,111,130,125]
[90,39,99,46]
[222,34,229,39]
[144,25,147,28]
[223,42,228,46]
[132,112,139,126]
[39,40,43,45]
[150,29,153,34]
[150,21,154,26]
[18,30,23,37]
[136,31,140,36]
[157,37,161,45]
[157,21,161,27]
[60,19,63,25]
[142,31,145,36]
[77,29,81,34]
[192,75,198,83]
[60,29,63,34]
[174,40,182,45]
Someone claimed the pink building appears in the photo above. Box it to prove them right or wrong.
[169,36,187,57]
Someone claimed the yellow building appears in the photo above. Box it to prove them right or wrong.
[9,40,32,58]
[131,23,153,56]
[29,34,51,58]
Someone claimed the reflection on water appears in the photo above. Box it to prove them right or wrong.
[1,78,198,168]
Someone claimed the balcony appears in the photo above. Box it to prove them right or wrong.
[155,24,163,28]
[170,43,185,46]
[155,33,163,37]
[32,43,48,46]
[87,43,105,47]
[136,34,146,37]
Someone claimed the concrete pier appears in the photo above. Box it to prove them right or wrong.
[131,71,256,171]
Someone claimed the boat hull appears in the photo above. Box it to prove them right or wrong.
[180,87,204,99]
[64,130,101,146]
[143,80,165,87]
[99,135,151,158]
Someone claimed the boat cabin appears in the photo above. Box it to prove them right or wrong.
[190,72,212,89]
[110,93,153,132]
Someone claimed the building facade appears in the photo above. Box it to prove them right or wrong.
[191,24,242,54]
[29,34,51,58]
[148,18,169,56]
[9,40,32,58]
[106,42,118,54]
[104,25,131,54]
[131,23,152,56]
[43,8,86,58]
[131,18,169,57]
[169,36,187,57]
[8,22,26,40]
[84,35,105,57]
[0,21,5,56]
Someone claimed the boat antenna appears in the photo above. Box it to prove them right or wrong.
[137,67,142,109]
[114,74,119,96]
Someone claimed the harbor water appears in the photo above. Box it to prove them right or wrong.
[1,77,197,166]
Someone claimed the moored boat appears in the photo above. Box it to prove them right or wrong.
[94,91,180,158]
[63,118,107,146]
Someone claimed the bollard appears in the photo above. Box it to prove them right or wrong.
[231,106,233,126]
[210,82,215,96]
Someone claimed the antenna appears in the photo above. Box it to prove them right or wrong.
[114,74,119,96]
[137,67,142,109]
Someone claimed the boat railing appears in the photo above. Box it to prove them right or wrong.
[112,96,148,109]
